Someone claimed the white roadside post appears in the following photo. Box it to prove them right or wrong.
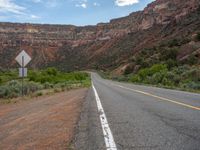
[15,50,32,96]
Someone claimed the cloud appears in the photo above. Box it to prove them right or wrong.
[93,2,100,6]
[81,3,87,8]
[31,0,42,3]
[74,0,88,8]
[46,0,59,8]
[0,0,26,14]
[115,0,139,6]
[30,14,40,19]
[0,0,41,21]
[75,3,87,8]
[0,15,7,20]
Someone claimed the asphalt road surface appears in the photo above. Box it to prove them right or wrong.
[74,73,200,150]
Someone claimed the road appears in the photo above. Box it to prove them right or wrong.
[74,73,200,150]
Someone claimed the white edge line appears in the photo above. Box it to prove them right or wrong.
[92,82,117,150]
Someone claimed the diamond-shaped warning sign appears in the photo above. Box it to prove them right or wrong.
[15,50,31,67]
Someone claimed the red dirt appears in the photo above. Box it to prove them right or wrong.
[0,88,88,150]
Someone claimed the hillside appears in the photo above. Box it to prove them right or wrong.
[0,0,199,72]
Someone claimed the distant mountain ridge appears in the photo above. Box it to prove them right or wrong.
[0,0,199,72]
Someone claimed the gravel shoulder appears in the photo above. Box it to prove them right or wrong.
[0,88,88,150]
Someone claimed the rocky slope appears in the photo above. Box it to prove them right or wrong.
[0,0,199,72]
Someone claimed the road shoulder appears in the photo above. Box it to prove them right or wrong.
[0,88,88,150]
[73,88,106,150]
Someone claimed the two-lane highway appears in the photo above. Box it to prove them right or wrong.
[74,73,200,150]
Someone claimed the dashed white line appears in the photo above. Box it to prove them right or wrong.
[92,82,117,150]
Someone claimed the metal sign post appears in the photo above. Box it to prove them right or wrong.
[15,50,32,96]
[22,56,24,96]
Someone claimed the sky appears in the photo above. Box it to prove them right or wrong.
[0,0,155,26]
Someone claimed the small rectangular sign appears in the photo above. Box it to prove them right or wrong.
[19,68,27,77]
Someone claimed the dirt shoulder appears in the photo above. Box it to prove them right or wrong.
[0,88,88,150]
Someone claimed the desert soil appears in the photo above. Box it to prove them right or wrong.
[0,88,88,150]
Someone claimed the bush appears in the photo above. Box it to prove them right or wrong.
[23,81,43,95]
[161,48,178,60]
[130,75,141,82]
[182,67,200,82]
[0,80,21,98]
[129,64,168,84]
[35,91,43,97]
[45,67,58,76]
[181,82,200,90]
[29,69,89,84]
[0,77,2,85]
[148,72,164,84]
[196,32,200,41]
[168,39,180,47]
[186,54,198,65]
[43,82,54,89]
[0,80,43,99]
[166,59,177,69]
[0,70,18,84]
[162,77,174,87]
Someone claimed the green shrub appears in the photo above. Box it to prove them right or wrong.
[29,71,37,81]
[166,59,177,69]
[161,48,178,60]
[182,67,200,82]
[0,70,18,84]
[168,39,180,47]
[45,67,58,76]
[129,64,168,84]
[150,64,168,74]
[0,80,43,99]
[29,69,89,84]
[0,77,2,84]
[35,91,43,97]
[186,54,198,65]
[0,80,21,98]
[23,81,43,95]
[196,32,200,41]
[181,82,200,90]
[130,75,141,82]
[148,72,164,84]
[161,77,174,87]
[43,82,54,89]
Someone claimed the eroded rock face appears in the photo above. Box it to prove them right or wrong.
[0,0,199,70]
[139,0,200,29]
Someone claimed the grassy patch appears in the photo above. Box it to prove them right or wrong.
[100,65,200,93]
[0,68,91,101]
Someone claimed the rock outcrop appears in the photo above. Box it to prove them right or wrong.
[0,0,199,70]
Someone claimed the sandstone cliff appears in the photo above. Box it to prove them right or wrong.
[0,0,199,71]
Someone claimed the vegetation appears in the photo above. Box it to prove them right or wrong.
[101,65,200,92]
[100,37,200,93]
[196,32,200,41]
[0,68,91,99]
[129,64,200,90]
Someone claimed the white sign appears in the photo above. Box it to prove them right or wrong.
[15,50,31,67]
[19,68,27,77]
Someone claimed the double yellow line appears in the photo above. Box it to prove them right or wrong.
[113,84,200,111]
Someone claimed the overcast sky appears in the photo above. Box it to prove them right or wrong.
[0,0,155,26]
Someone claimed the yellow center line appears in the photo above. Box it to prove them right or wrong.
[112,83,200,111]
